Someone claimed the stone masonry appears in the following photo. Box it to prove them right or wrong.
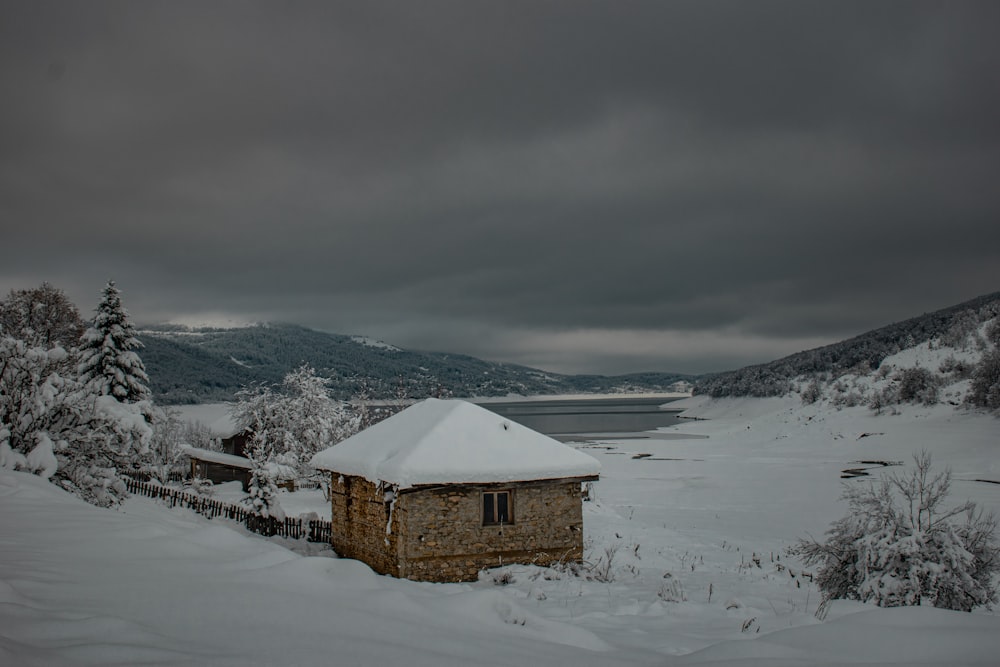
[328,473,590,582]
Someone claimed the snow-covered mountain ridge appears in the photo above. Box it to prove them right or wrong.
[695,291,1000,414]
[139,322,693,404]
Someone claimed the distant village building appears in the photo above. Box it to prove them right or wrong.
[310,398,601,582]
[176,411,253,489]
[220,428,252,458]
[183,446,253,490]
[185,428,295,491]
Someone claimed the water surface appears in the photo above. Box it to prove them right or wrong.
[480,396,684,437]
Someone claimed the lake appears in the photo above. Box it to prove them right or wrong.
[478,396,685,440]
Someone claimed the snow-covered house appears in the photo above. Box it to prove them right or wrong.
[309,398,601,582]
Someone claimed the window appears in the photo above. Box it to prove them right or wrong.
[482,490,512,526]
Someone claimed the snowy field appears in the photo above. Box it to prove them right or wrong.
[2,395,999,665]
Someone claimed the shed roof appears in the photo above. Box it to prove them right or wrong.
[181,445,253,469]
[309,398,600,488]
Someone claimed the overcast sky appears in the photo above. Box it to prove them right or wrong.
[2,1,998,375]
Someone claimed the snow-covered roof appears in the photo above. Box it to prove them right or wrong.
[309,398,601,488]
[181,445,253,469]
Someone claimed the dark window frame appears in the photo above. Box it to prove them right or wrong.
[482,490,513,526]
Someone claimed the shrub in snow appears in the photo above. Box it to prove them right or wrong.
[0,282,85,349]
[657,573,687,602]
[490,569,515,585]
[139,407,191,484]
[800,379,822,405]
[588,544,620,582]
[53,395,152,507]
[868,390,886,415]
[77,280,151,403]
[985,320,1000,348]
[186,476,215,496]
[791,452,999,612]
[967,349,1000,411]
[831,386,864,409]
[895,367,940,405]
[1,335,151,507]
[231,364,359,479]
[939,355,974,380]
[26,433,58,478]
[242,434,285,520]
[940,310,982,349]
[0,438,27,471]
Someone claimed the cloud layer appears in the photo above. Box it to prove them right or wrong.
[2,1,998,374]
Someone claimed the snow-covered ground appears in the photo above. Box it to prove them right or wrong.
[2,395,999,665]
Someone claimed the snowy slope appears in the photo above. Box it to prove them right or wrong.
[3,391,999,665]
[0,469,620,667]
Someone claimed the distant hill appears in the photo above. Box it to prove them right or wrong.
[139,323,694,404]
[694,291,1000,400]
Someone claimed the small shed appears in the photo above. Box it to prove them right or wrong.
[183,446,253,490]
[309,398,601,582]
[220,428,252,458]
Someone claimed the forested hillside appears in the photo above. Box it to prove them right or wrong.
[694,291,1000,403]
[140,324,693,403]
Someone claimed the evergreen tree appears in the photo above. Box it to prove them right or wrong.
[78,281,151,403]
[243,432,285,520]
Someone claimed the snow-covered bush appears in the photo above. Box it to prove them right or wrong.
[490,568,516,585]
[186,476,215,496]
[1,336,151,507]
[791,453,999,612]
[985,320,1000,348]
[231,364,359,478]
[800,379,822,405]
[940,309,982,349]
[180,419,218,451]
[139,407,190,484]
[967,349,1000,411]
[939,355,974,380]
[868,390,886,415]
[895,367,940,405]
[1,282,155,507]
[51,394,152,507]
[0,282,85,349]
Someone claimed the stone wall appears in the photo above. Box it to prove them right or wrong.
[329,474,589,583]
[328,475,401,577]
[398,479,586,582]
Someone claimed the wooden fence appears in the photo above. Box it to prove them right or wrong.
[124,477,333,543]
[122,469,185,483]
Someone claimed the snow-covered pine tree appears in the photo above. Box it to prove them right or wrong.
[78,280,151,403]
[243,432,285,520]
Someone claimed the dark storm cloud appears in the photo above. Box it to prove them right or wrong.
[2,1,998,374]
